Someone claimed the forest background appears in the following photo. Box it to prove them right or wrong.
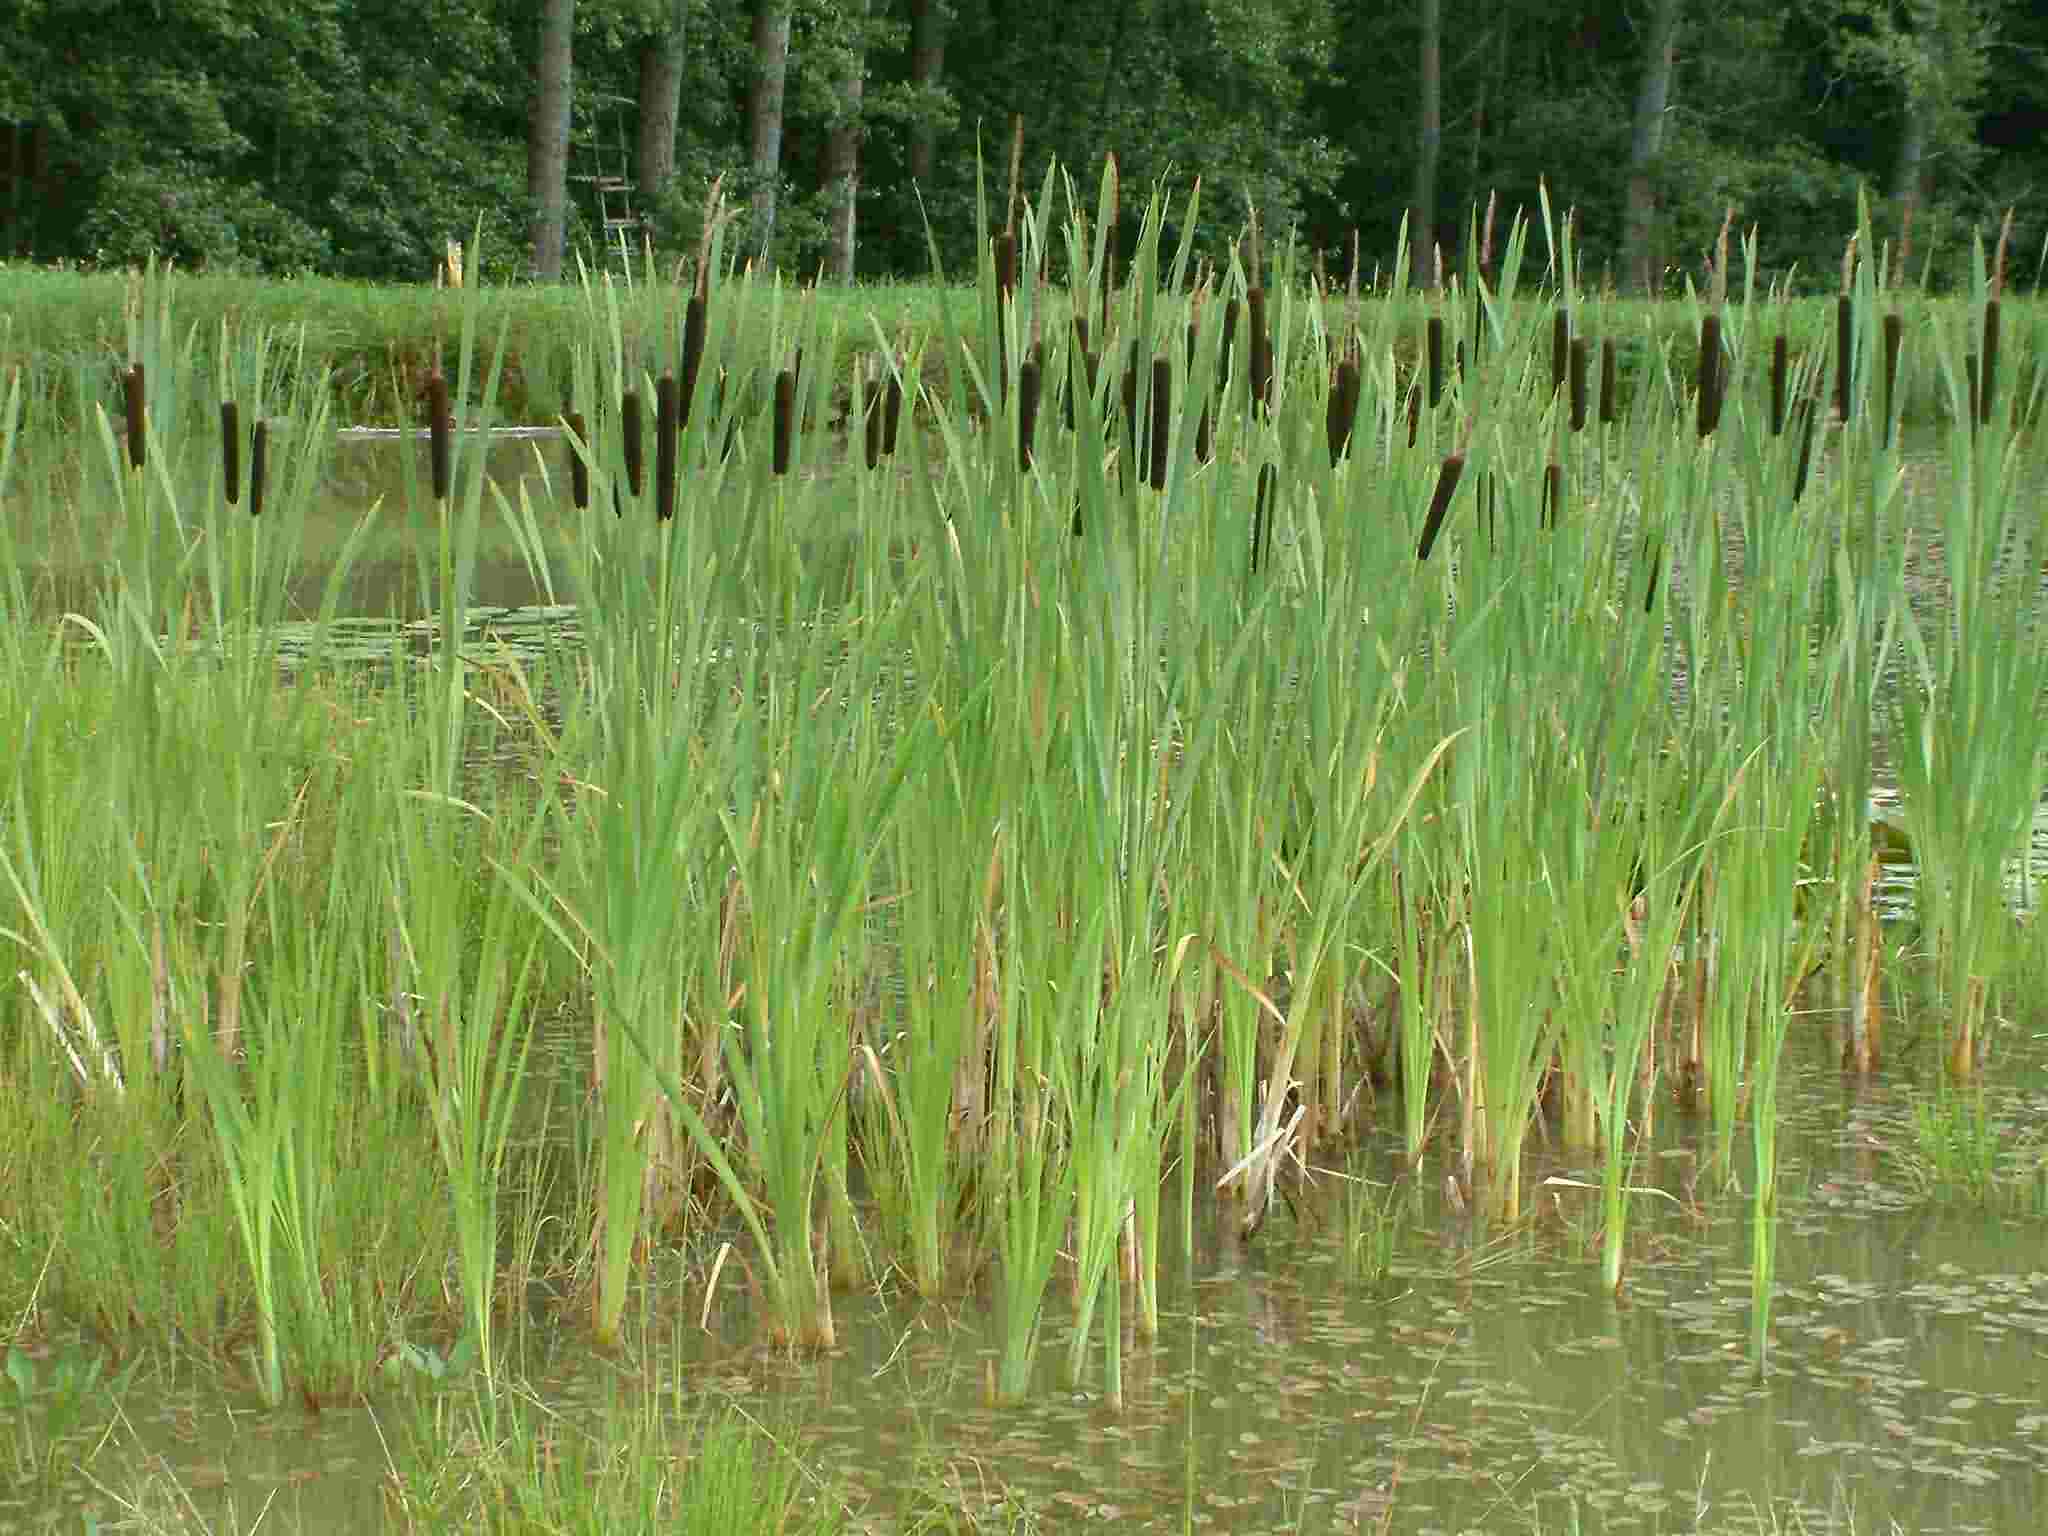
[1,0,2042,294]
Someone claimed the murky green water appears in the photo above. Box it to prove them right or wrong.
[11,1021,2043,1535]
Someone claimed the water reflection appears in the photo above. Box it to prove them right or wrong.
[84,1026,2044,1534]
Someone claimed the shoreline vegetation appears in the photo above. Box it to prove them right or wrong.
[4,235,2042,429]
[4,167,2047,1529]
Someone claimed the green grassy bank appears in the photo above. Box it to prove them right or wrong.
[7,226,2043,430]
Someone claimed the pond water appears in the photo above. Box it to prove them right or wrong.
[7,430,2048,1534]
[12,1018,2044,1535]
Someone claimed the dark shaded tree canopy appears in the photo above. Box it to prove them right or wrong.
[2,0,2042,287]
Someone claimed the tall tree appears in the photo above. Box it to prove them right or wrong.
[1412,0,1441,287]
[907,0,948,186]
[637,0,691,202]
[1620,0,1683,295]
[529,0,577,279]
[825,0,869,280]
[1837,0,1996,228]
[749,1,792,260]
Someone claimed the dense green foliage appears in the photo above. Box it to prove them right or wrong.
[3,3,2048,284]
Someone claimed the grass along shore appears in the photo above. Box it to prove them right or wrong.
[5,218,2045,430]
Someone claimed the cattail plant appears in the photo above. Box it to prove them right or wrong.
[1845,856,1883,1074]
[682,197,719,432]
[1065,315,1088,433]
[1250,463,1277,575]
[1219,297,1238,390]
[772,366,795,476]
[682,295,708,430]
[1793,386,1818,504]
[1101,153,1119,340]
[994,125,1020,393]
[994,228,1017,298]
[1835,236,1857,421]
[1542,460,1564,530]
[1771,335,1789,437]
[1326,352,1359,466]
[1426,315,1444,409]
[1473,192,1497,371]
[655,372,679,521]
[885,373,903,457]
[993,230,1017,391]
[1246,286,1269,419]
[1119,352,1139,485]
[1697,313,1723,439]
[1599,338,1617,425]
[1551,308,1569,399]
[249,418,268,519]
[427,369,451,501]
[1881,312,1903,445]
[620,387,643,497]
[565,410,590,509]
[1568,337,1588,433]
[1148,355,1169,491]
[1982,207,2012,427]
[1416,416,1473,562]
[1187,297,1212,465]
[1697,211,1731,439]
[221,400,240,506]
[1018,353,1041,470]
[124,363,145,471]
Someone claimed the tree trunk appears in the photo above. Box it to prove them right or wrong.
[826,6,867,282]
[749,2,792,262]
[528,0,576,280]
[1620,0,1683,297]
[1466,28,1503,228]
[636,0,689,202]
[1411,0,1441,289]
[1093,1,1134,152]
[908,0,947,186]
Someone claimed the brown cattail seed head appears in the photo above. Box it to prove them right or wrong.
[1697,313,1723,438]
[566,410,590,509]
[124,363,145,470]
[1417,453,1466,562]
[681,295,707,428]
[656,372,679,520]
[1882,312,1903,443]
[1148,355,1170,491]
[221,400,240,505]
[621,388,643,496]
[772,368,795,476]
[1835,295,1853,422]
[1251,462,1277,574]
[1569,337,1588,432]
[427,370,451,500]
[1018,357,1040,470]
[1770,335,1789,437]
[250,418,268,518]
